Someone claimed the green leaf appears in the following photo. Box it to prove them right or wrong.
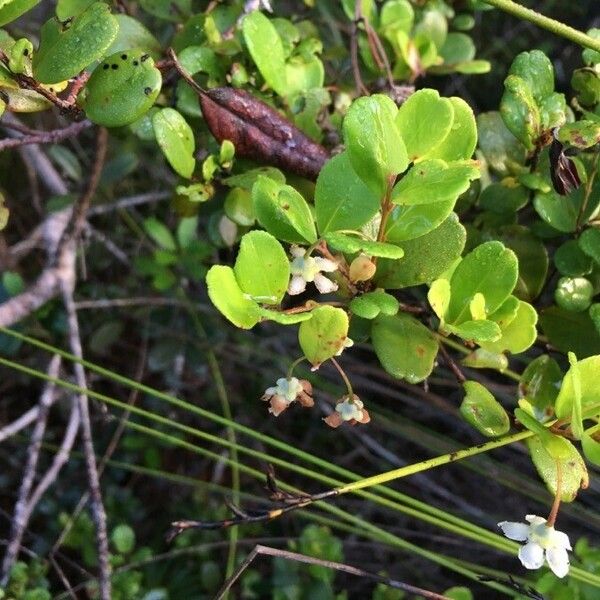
[224,188,254,226]
[242,11,287,96]
[178,45,224,84]
[558,120,600,149]
[349,291,399,320]
[425,97,477,162]
[0,194,8,231]
[554,240,592,276]
[508,50,555,104]
[252,176,317,244]
[555,355,600,420]
[143,217,176,251]
[233,230,289,305]
[540,306,600,358]
[152,108,195,179]
[343,94,408,196]
[0,0,40,27]
[377,213,466,289]
[107,14,162,58]
[500,75,541,150]
[582,430,600,467]
[111,524,135,554]
[371,313,438,383]
[206,265,261,329]
[477,111,527,175]
[56,0,95,20]
[462,348,508,372]
[83,49,161,127]
[445,319,501,344]
[479,300,538,354]
[33,2,119,84]
[460,381,510,437]
[487,295,520,329]
[428,277,451,320]
[385,199,455,242]
[298,306,349,367]
[258,307,313,325]
[223,166,285,191]
[527,435,588,502]
[591,304,600,336]
[478,181,528,214]
[315,152,380,234]
[554,277,593,313]
[140,0,191,22]
[395,89,454,161]
[519,355,562,415]
[324,233,404,259]
[572,67,600,107]
[579,228,600,265]
[391,159,479,205]
[446,241,518,324]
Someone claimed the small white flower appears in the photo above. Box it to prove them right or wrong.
[336,337,354,356]
[261,377,313,416]
[288,246,338,296]
[498,515,572,578]
[337,396,365,421]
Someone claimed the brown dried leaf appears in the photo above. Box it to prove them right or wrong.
[200,87,330,180]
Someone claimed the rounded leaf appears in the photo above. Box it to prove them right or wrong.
[460,381,510,437]
[500,75,540,150]
[83,50,161,127]
[324,232,404,259]
[579,227,600,265]
[554,277,593,313]
[509,50,555,104]
[539,306,600,359]
[233,230,289,305]
[33,2,119,84]
[350,291,399,320]
[298,306,349,367]
[152,108,195,179]
[555,355,600,420]
[480,300,538,354]
[111,524,135,554]
[519,355,562,415]
[554,240,592,276]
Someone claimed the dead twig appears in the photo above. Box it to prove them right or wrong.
[0,120,92,152]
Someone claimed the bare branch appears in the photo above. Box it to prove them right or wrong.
[0,405,40,443]
[0,120,92,152]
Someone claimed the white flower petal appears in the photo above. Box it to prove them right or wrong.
[518,542,545,570]
[290,246,305,258]
[288,275,307,295]
[550,529,572,551]
[546,545,570,578]
[264,386,278,396]
[314,273,338,294]
[314,257,338,273]
[525,515,547,526]
[498,521,530,542]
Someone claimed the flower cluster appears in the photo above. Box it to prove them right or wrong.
[261,377,313,416]
[498,515,571,578]
[324,394,370,428]
[288,246,338,296]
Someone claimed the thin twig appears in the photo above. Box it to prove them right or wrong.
[214,544,451,600]
[1,355,61,582]
[351,1,369,96]
[437,343,467,384]
[0,405,40,443]
[0,120,91,152]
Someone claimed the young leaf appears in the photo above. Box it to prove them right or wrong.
[445,241,518,324]
[258,307,313,325]
[324,233,404,259]
[385,199,455,243]
[428,278,451,320]
[343,94,408,197]
[460,381,510,437]
[143,217,176,251]
[371,313,438,383]
[33,2,119,84]
[500,75,541,150]
[349,291,399,320]
[519,355,562,416]
[554,355,600,421]
[479,301,538,354]
[298,306,349,367]
[83,49,161,127]
[462,349,508,372]
[508,50,555,104]
[252,176,317,244]
[315,152,380,234]
[242,10,287,96]
[391,159,480,206]
[395,89,454,161]
[152,108,195,179]
[233,231,290,305]
[376,213,466,288]
[206,265,261,329]
[582,430,600,467]
[444,320,501,344]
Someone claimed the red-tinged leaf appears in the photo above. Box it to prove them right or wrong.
[199,87,329,180]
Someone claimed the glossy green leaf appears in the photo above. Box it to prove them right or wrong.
[349,291,399,320]
[385,199,455,243]
[591,303,600,336]
[395,89,454,161]
[428,277,451,320]
[426,97,477,161]
[527,436,588,502]
[140,0,191,22]
[0,0,40,27]
[508,50,555,104]
[258,307,313,325]
[242,11,287,96]
[462,348,508,372]
[83,50,161,127]
[477,111,527,175]
[252,176,317,244]
[223,167,285,191]
[377,213,466,289]
[33,2,118,84]
[579,228,600,265]
[107,15,162,58]
[519,355,562,416]
[298,306,349,367]
[391,159,479,206]
[324,232,404,259]
[446,241,518,324]
[480,300,538,354]
[558,120,600,149]
[343,94,408,197]
[487,295,520,329]
[315,152,380,234]
[554,240,592,276]
[233,231,289,305]
[445,319,501,343]
[540,306,600,358]
[555,355,600,420]
[498,225,548,301]
[500,75,541,150]
[224,188,254,227]
[152,108,195,179]
[582,430,600,467]
[56,0,96,19]
[478,181,528,214]
[371,313,438,383]
[460,381,510,437]
[571,67,600,107]
[555,277,593,312]
[206,265,261,329]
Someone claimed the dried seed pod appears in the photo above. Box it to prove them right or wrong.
[199,87,330,180]
[549,137,581,196]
